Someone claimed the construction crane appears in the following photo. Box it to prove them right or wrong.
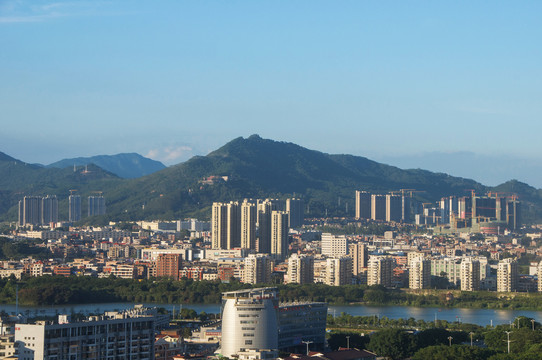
[92,191,103,196]
[465,189,476,198]
[69,189,78,195]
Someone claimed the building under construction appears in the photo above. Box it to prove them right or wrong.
[432,192,520,234]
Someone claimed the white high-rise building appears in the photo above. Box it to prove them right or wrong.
[409,258,431,290]
[537,261,542,292]
[497,258,518,292]
[349,242,368,276]
[243,254,272,284]
[212,201,241,250]
[287,254,314,284]
[321,233,348,258]
[367,256,394,287]
[460,258,480,291]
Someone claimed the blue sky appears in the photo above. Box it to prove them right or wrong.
[1,1,541,185]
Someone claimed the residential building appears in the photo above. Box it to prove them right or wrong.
[367,256,393,287]
[286,198,304,228]
[409,258,431,290]
[88,195,106,216]
[349,242,368,276]
[371,195,386,221]
[18,196,42,227]
[497,258,518,292]
[325,257,352,286]
[69,195,82,222]
[156,254,182,280]
[243,254,272,284]
[270,211,289,260]
[460,258,480,291]
[321,233,348,258]
[286,253,314,284]
[355,191,371,220]
[241,200,257,250]
[41,195,58,225]
[212,202,228,249]
[385,194,402,223]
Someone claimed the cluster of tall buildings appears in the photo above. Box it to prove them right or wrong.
[355,189,521,232]
[18,194,106,227]
[426,193,521,231]
[355,191,411,223]
[284,234,370,287]
[17,195,58,227]
[211,198,303,260]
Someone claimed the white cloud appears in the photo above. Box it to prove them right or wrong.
[0,0,112,24]
[145,146,194,165]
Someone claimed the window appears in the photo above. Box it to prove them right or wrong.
[245,340,252,345]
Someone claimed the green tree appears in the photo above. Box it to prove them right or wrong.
[367,329,417,360]
[412,345,494,360]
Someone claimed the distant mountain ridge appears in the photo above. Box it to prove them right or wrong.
[47,153,166,179]
[1,136,541,223]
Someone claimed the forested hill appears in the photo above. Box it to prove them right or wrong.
[47,153,166,179]
[1,135,541,222]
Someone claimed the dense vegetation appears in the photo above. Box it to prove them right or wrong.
[2,135,541,222]
[4,277,542,311]
[329,315,542,360]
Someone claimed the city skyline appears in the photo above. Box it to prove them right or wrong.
[1,1,541,186]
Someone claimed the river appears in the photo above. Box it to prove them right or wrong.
[2,302,541,327]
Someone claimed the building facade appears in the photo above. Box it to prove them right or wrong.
[15,307,158,360]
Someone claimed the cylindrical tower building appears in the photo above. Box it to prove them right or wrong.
[219,288,279,357]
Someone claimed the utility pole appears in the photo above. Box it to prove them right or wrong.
[302,341,313,355]
[504,331,512,354]
[532,319,536,331]
[448,336,453,346]
[470,332,474,347]
[346,335,350,349]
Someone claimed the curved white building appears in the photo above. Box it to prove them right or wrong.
[219,288,279,358]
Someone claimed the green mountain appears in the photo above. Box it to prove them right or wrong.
[0,152,122,219]
[1,135,541,223]
[47,153,166,179]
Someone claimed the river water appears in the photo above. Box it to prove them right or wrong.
[2,302,541,327]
